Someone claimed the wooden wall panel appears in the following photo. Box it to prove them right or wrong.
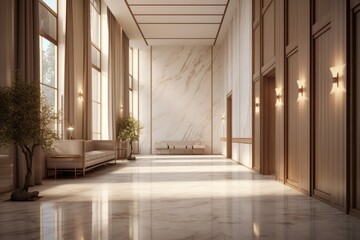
[287,51,299,186]
[284,0,310,194]
[311,0,346,209]
[254,27,261,75]
[355,9,360,211]
[262,0,272,10]
[261,71,276,175]
[314,0,330,22]
[297,0,311,194]
[274,0,285,182]
[253,0,260,22]
[351,0,360,8]
[254,80,261,172]
[262,2,275,65]
[314,28,332,198]
[287,0,299,45]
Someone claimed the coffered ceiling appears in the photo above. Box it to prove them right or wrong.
[105,0,236,48]
[124,0,229,46]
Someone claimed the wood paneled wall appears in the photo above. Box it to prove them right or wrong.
[274,0,285,182]
[253,80,261,172]
[261,72,276,175]
[349,0,360,217]
[285,0,311,193]
[355,1,360,215]
[253,0,350,211]
[286,50,299,186]
[311,0,346,209]
[262,2,275,65]
[252,0,276,175]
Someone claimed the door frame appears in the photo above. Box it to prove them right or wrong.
[260,68,276,175]
[226,92,232,159]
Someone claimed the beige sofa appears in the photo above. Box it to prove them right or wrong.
[46,140,116,177]
[155,141,206,155]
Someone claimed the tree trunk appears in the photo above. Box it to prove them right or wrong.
[128,140,133,160]
[20,145,33,192]
[11,145,39,201]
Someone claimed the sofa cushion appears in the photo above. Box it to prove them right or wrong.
[85,151,100,161]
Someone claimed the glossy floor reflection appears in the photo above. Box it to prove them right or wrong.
[1,156,360,240]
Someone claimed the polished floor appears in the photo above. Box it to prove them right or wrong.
[1,156,360,240]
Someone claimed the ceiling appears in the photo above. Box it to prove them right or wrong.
[105,0,237,48]
[125,0,229,46]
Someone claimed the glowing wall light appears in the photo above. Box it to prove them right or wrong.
[330,66,345,94]
[275,88,283,107]
[255,97,260,113]
[78,91,84,101]
[297,80,306,102]
[67,123,74,139]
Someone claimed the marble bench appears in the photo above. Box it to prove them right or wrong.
[155,141,206,155]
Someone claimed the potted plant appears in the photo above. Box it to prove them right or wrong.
[0,73,59,201]
[116,116,142,160]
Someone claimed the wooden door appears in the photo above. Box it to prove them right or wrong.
[227,94,232,158]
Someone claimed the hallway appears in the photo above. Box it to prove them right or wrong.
[1,156,360,239]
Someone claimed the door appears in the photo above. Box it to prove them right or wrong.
[227,94,232,158]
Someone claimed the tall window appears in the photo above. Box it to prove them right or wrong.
[90,0,101,140]
[129,47,133,115]
[39,0,58,132]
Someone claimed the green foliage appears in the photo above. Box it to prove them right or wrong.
[116,116,143,142]
[0,72,59,152]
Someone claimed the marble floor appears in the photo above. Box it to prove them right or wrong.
[1,156,360,240]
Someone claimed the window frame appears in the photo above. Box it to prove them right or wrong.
[129,47,133,114]
[39,0,59,136]
[90,0,102,139]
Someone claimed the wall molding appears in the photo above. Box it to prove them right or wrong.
[211,46,214,154]
[150,46,153,154]
[261,56,276,75]
[221,137,252,144]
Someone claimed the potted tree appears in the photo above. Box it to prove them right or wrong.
[0,73,59,201]
[116,116,142,160]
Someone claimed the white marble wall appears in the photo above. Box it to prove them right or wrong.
[220,0,252,167]
[213,46,224,154]
[152,46,212,154]
[139,48,151,154]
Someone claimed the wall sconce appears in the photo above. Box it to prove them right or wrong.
[67,124,74,139]
[275,88,283,107]
[330,66,345,94]
[297,80,305,102]
[255,97,260,113]
[78,91,84,101]
[221,115,225,121]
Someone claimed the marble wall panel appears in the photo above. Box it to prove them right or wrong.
[220,0,253,167]
[139,48,151,154]
[151,46,212,154]
[213,46,224,154]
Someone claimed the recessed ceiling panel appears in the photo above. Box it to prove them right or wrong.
[125,0,229,46]
[142,24,219,38]
[136,15,223,24]
[127,0,227,4]
[131,6,226,15]
[147,39,215,46]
